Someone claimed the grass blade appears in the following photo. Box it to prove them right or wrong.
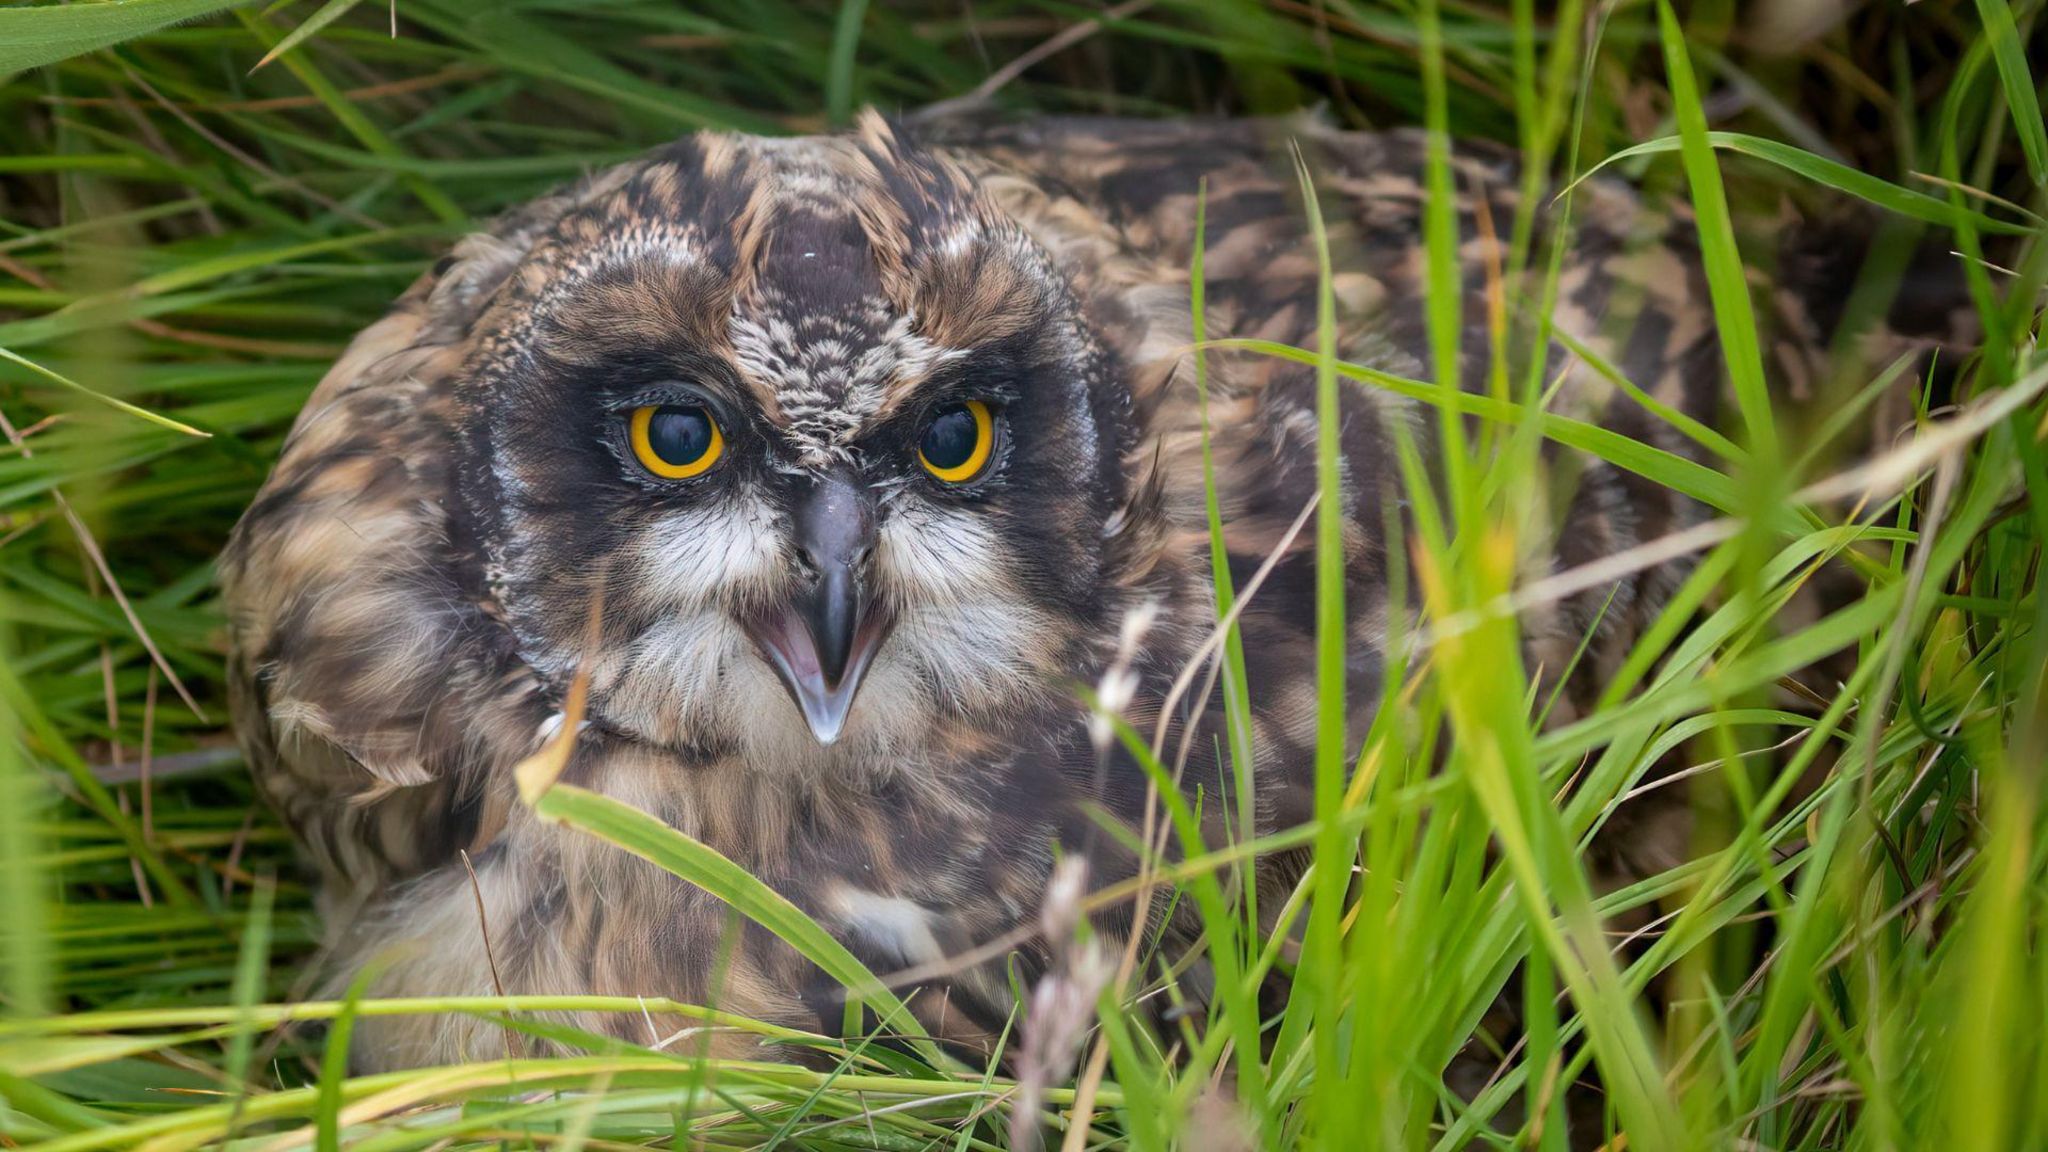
[1562,130,2038,235]
[223,875,275,1092]
[529,782,940,1063]
[252,0,369,72]
[0,347,209,438]
[1972,0,2048,184]
[1655,0,1776,463]
[0,0,252,75]
[826,0,871,125]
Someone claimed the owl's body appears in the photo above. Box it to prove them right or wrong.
[223,115,1936,1069]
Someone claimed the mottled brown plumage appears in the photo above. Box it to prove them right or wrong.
[222,112,1955,1070]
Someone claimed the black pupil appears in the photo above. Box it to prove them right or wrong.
[921,405,979,471]
[647,406,712,465]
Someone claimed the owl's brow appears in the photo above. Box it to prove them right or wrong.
[544,131,1056,443]
[526,234,800,420]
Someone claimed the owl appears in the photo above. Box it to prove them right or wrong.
[222,112,1950,1070]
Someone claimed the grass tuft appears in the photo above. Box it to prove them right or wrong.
[1,1,2043,1149]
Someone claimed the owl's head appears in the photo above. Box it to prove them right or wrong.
[439,115,1163,772]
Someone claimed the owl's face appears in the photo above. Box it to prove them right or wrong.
[449,122,1147,772]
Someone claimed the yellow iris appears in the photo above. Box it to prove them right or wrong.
[629,404,724,479]
[918,400,994,483]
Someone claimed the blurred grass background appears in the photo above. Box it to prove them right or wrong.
[1,0,2045,1148]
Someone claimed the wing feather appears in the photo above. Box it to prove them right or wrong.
[222,176,636,898]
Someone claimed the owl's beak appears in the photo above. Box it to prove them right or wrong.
[752,599,888,746]
[749,471,889,745]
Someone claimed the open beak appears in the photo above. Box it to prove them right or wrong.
[747,470,890,745]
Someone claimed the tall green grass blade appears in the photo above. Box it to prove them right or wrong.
[1286,140,1354,1145]
[222,876,274,1091]
[1212,337,1755,516]
[1972,0,2048,184]
[252,0,369,71]
[0,0,254,75]
[1564,130,2038,235]
[0,622,50,1021]
[826,0,871,125]
[1188,181,1272,1134]
[0,347,209,437]
[314,965,376,1152]
[1655,0,1776,463]
[1419,0,1473,536]
[525,781,940,1064]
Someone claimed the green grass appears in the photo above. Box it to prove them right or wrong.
[2,0,2045,1148]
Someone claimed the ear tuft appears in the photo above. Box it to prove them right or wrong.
[854,107,899,156]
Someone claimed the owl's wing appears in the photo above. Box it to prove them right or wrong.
[222,183,617,899]
[938,113,1971,857]
[934,118,1717,814]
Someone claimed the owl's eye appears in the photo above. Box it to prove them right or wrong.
[917,400,994,484]
[629,404,724,479]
